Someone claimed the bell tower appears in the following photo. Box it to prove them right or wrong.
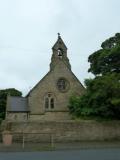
[50,33,71,70]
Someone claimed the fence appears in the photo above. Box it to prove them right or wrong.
[0,132,54,151]
[1,131,120,151]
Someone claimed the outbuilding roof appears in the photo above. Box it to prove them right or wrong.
[7,96,29,112]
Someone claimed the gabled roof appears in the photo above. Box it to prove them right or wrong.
[26,71,50,97]
[52,34,67,50]
[7,96,29,112]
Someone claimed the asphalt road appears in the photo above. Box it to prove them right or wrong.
[0,148,120,160]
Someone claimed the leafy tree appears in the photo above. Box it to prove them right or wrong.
[0,88,22,120]
[68,33,120,119]
[88,33,120,75]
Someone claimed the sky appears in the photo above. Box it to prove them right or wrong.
[0,0,120,96]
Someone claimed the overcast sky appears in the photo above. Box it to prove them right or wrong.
[0,0,120,96]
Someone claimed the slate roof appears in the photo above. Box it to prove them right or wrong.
[7,96,29,112]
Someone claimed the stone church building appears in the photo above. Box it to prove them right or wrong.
[6,34,85,121]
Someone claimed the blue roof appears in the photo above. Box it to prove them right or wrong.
[7,96,29,112]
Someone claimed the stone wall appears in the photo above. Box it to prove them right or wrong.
[2,120,120,142]
[30,112,71,121]
[6,113,28,121]
[28,59,85,116]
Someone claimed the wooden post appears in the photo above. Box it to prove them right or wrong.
[51,134,54,148]
[22,132,25,149]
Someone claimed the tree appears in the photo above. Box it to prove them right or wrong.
[0,88,22,120]
[68,33,120,119]
[88,33,120,75]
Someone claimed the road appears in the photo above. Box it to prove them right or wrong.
[0,148,120,160]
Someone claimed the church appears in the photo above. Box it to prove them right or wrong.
[6,34,85,121]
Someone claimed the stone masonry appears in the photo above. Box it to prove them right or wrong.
[6,34,85,121]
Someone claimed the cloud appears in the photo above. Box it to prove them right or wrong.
[0,0,120,95]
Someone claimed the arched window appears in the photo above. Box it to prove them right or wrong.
[50,98,54,109]
[44,93,55,110]
[45,97,49,109]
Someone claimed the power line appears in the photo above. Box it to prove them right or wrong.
[0,46,49,53]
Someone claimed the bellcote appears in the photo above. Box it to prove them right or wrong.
[50,34,71,70]
[52,33,67,53]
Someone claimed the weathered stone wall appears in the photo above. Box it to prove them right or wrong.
[6,112,71,121]
[6,113,28,121]
[28,61,85,117]
[2,120,120,142]
[30,112,71,121]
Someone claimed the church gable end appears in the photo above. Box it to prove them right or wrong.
[6,34,85,121]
